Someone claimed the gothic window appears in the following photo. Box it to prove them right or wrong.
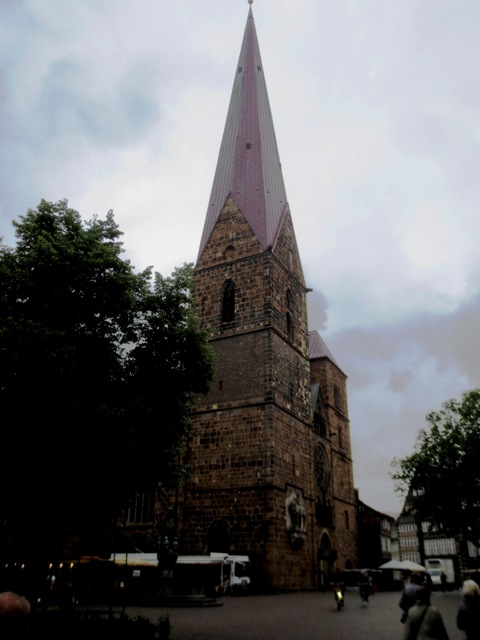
[338,423,344,449]
[286,290,293,338]
[286,289,293,310]
[224,244,235,260]
[126,491,155,525]
[314,410,327,438]
[334,384,342,411]
[221,279,236,323]
[314,445,330,491]
[313,385,328,438]
[286,312,293,337]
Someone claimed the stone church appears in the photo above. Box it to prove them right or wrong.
[163,4,358,591]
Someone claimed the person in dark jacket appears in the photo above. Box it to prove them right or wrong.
[403,587,449,640]
[400,572,424,623]
[457,579,480,640]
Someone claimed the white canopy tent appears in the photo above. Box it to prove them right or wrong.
[378,559,425,572]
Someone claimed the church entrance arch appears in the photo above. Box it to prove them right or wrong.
[317,532,334,590]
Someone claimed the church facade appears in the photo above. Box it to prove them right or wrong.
[170,6,357,591]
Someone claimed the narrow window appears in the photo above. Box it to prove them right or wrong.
[286,311,293,337]
[126,491,155,525]
[334,384,342,410]
[286,289,293,310]
[221,279,236,323]
[338,423,344,449]
[286,290,293,337]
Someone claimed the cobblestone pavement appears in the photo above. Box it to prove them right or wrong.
[124,588,464,640]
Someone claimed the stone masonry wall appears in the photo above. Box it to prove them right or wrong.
[175,196,358,588]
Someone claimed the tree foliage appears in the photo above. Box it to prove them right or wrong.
[391,388,480,546]
[0,199,214,556]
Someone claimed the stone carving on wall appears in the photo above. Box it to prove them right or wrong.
[286,488,306,548]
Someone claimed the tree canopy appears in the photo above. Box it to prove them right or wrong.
[0,199,214,557]
[391,388,480,547]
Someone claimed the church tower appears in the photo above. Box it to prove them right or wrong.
[176,3,357,590]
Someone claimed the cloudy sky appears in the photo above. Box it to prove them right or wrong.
[2,0,480,516]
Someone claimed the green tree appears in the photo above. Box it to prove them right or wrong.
[123,265,214,489]
[0,199,213,558]
[391,389,480,551]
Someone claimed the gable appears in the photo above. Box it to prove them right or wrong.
[196,195,263,270]
[271,210,305,285]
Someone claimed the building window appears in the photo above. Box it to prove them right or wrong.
[286,289,293,310]
[313,411,327,438]
[468,541,479,558]
[344,510,349,529]
[221,279,236,323]
[424,538,456,556]
[126,491,155,525]
[288,249,294,272]
[334,384,342,411]
[314,445,330,491]
[286,311,293,337]
[286,290,293,338]
[338,423,344,449]
[400,536,419,548]
[402,552,421,563]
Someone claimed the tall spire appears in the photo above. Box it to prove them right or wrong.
[197,5,289,260]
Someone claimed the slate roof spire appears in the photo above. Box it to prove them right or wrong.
[197,4,289,260]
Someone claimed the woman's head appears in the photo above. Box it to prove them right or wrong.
[462,580,480,598]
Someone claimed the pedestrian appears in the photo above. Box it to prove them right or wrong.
[441,572,447,592]
[358,570,371,607]
[0,591,32,639]
[331,568,346,609]
[457,579,480,640]
[403,586,449,640]
[400,572,423,623]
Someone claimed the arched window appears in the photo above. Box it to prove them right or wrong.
[286,289,293,337]
[286,289,293,310]
[221,279,236,323]
[286,311,293,337]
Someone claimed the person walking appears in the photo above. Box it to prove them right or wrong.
[403,586,449,640]
[358,571,371,607]
[400,572,423,623]
[457,579,480,640]
[331,568,346,610]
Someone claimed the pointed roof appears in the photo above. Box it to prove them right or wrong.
[309,330,345,375]
[197,6,289,261]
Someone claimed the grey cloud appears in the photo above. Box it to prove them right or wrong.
[306,288,328,332]
[33,58,161,146]
[322,295,480,511]
[328,295,480,394]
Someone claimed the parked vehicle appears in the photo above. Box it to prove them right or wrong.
[176,553,251,596]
